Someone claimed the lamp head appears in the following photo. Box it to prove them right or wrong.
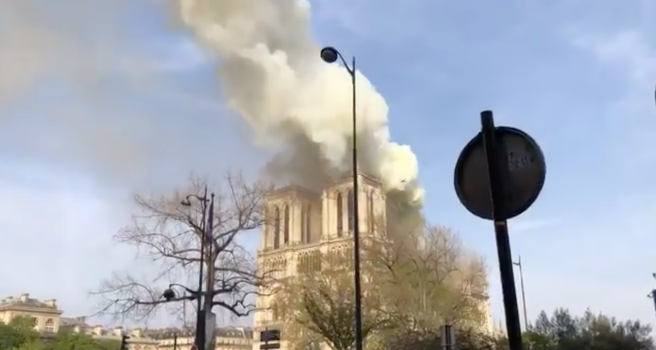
[320,46,339,63]
[180,199,191,207]
[162,288,176,301]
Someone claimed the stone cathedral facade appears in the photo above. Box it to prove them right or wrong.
[251,174,493,350]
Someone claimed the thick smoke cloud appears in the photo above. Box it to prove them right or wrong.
[171,0,425,208]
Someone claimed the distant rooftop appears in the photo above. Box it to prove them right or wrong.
[0,293,61,313]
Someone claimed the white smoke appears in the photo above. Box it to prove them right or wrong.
[172,0,425,205]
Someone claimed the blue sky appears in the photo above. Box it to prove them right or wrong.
[1,0,655,331]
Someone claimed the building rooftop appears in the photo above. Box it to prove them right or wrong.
[0,294,62,314]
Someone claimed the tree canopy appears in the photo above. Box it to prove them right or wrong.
[270,220,654,350]
[0,316,120,350]
[386,308,654,350]
[524,308,654,350]
[0,316,39,350]
[272,225,489,350]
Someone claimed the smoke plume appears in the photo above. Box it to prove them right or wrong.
[171,0,425,207]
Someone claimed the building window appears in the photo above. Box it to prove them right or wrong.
[284,205,290,244]
[45,319,55,333]
[336,192,343,236]
[273,206,280,249]
[347,189,355,232]
[300,205,311,243]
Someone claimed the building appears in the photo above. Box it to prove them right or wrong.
[252,174,391,350]
[60,317,158,350]
[252,175,494,350]
[60,318,253,350]
[149,327,253,350]
[0,293,63,334]
[0,294,253,350]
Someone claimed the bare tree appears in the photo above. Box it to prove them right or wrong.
[90,172,273,322]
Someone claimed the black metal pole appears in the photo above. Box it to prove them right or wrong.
[195,187,209,350]
[173,333,178,350]
[481,110,523,350]
[514,256,529,329]
[350,56,364,350]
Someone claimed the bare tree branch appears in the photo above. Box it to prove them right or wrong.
[90,172,274,322]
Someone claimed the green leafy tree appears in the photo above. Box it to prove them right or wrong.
[12,341,45,350]
[386,328,505,350]
[48,331,108,350]
[274,248,395,350]
[373,225,489,334]
[97,339,121,350]
[0,316,39,350]
[525,308,654,350]
[272,225,488,350]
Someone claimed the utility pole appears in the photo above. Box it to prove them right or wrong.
[163,190,216,350]
[203,194,216,350]
[513,256,529,329]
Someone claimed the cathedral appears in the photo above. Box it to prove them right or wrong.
[251,173,493,350]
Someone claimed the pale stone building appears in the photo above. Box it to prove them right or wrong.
[150,327,253,350]
[0,293,253,350]
[59,318,159,350]
[0,293,63,334]
[61,318,253,350]
[252,175,495,350]
[252,174,390,350]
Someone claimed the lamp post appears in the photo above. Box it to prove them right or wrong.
[513,256,529,330]
[162,188,215,350]
[320,46,363,350]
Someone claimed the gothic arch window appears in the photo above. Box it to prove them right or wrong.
[301,205,311,243]
[336,192,343,236]
[300,205,306,243]
[305,205,312,242]
[347,189,355,232]
[273,206,280,249]
[284,204,290,244]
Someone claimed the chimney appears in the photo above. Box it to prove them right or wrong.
[44,299,57,308]
[112,327,123,337]
[19,293,29,302]
[93,325,103,336]
[2,296,13,303]
[131,328,142,338]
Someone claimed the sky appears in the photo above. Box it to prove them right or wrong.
[1,0,656,333]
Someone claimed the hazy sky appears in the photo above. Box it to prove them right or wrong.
[1,0,656,331]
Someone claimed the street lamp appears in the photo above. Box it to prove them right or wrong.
[320,46,363,350]
[161,188,215,350]
[513,256,529,330]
